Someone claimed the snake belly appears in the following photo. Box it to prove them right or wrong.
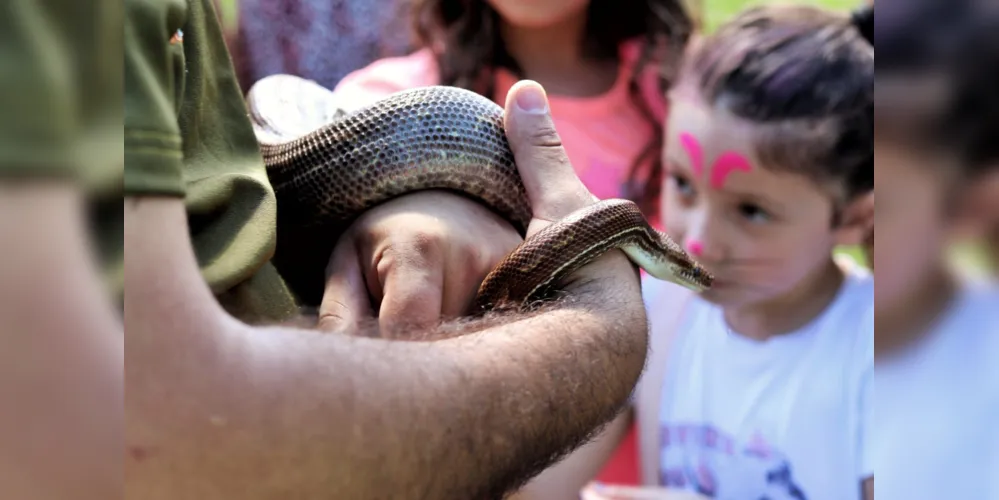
[249,80,707,312]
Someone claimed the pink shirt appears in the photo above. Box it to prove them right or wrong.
[330,39,668,227]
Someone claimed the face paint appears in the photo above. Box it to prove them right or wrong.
[710,152,754,190]
[687,240,704,257]
[680,132,704,178]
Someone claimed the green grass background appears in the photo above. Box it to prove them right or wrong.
[701,0,857,28]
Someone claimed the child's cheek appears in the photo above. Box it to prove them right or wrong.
[661,198,688,245]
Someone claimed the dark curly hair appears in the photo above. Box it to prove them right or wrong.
[409,0,696,216]
[876,0,999,178]
[675,4,873,209]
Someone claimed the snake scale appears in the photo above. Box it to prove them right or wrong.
[246,74,712,312]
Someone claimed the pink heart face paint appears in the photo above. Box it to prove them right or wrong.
[709,152,754,190]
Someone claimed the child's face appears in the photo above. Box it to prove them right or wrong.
[661,94,865,308]
[486,0,589,28]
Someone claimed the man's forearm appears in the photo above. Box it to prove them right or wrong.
[127,257,647,500]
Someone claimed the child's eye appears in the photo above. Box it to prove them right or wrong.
[738,203,772,223]
[670,174,695,198]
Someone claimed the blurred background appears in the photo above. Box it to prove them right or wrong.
[215,0,863,35]
[211,0,995,279]
[213,0,865,88]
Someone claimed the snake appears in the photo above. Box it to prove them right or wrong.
[246,74,712,312]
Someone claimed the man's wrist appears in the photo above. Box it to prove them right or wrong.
[563,251,644,312]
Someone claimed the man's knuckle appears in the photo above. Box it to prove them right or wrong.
[395,286,433,307]
[317,301,351,330]
[528,124,564,149]
[385,231,444,267]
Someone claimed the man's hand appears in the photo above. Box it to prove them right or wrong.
[320,190,523,335]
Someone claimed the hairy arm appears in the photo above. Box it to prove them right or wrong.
[126,192,648,499]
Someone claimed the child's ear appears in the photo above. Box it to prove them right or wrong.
[833,191,874,247]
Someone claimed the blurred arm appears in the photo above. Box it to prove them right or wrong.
[0,185,122,500]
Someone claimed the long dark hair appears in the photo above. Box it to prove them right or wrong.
[676,4,874,207]
[410,0,696,216]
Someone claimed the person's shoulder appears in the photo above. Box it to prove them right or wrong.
[331,48,441,112]
[641,276,718,348]
[825,265,874,363]
[822,256,873,314]
[945,280,999,335]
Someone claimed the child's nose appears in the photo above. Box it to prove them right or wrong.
[686,240,705,257]
[685,234,724,264]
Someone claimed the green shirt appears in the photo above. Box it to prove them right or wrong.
[0,0,300,322]
[124,0,300,322]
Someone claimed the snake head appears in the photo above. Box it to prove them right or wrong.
[661,254,714,293]
[676,260,714,292]
[632,228,715,293]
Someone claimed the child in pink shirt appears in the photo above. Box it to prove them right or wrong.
[328,0,696,226]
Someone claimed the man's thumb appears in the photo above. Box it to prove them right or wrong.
[503,80,596,224]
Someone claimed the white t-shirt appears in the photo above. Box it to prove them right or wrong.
[873,282,999,500]
[642,268,873,500]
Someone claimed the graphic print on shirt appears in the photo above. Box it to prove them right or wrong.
[659,423,808,500]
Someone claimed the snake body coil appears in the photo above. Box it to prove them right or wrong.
[248,75,711,312]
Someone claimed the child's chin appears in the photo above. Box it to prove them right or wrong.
[697,283,746,307]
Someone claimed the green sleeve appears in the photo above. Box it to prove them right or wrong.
[124,0,187,196]
[0,0,80,178]
[125,0,300,322]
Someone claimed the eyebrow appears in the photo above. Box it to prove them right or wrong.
[664,153,692,171]
[722,188,786,211]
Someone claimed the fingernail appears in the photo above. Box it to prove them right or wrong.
[516,82,549,114]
